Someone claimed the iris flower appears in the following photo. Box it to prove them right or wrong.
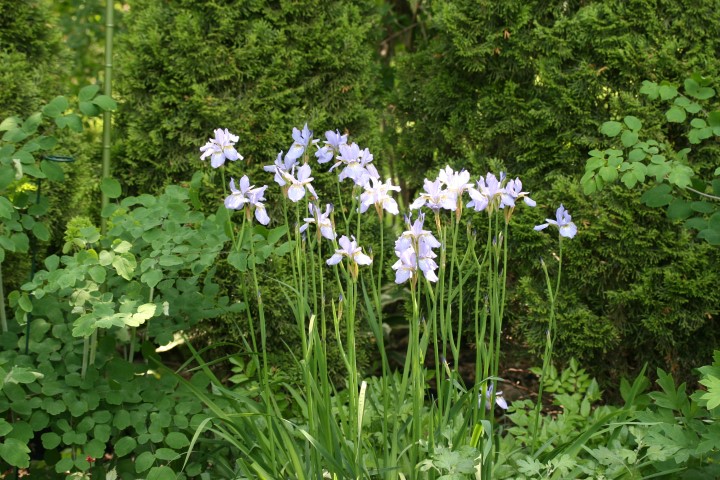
[410,178,453,212]
[327,235,372,279]
[438,165,472,212]
[286,123,315,161]
[480,383,508,410]
[359,177,401,216]
[331,143,375,184]
[316,130,348,164]
[264,151,298,187]
[299,203,336,240]
[467,173,505,213]
[501,178,536,208]
[534,204,577,239]
[283,163,318,202]
[224,176,270,225]
[200,128,242,168]
[392,213,441,284]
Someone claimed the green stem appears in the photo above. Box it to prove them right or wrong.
[100,0,114,235]
[531,238,563,452]
[0,264,7,333]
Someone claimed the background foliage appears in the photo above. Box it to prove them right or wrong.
[389,0,720,380]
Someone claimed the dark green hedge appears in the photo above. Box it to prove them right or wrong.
[115,0,382,194]
[390,0,720,379]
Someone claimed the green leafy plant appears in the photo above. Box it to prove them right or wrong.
[584,74,720,245]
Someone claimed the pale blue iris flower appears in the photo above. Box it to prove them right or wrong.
[331,143,375,184]
[264,151,298,186]
[200,128,242,168]
[359,176,401,216]
[286,123,316,161]
[480,383,508,410]
[284,163,318,202]
[534,204,577,239]
[224,176,270,225]
[327,236,373,279]
[316,130,348,164]
[501,178,536,208]
[410,178,453,212]
[300,203,336,241]
[392,213,441,283]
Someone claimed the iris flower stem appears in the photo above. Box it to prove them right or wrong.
[247,218,276,467]
[409,278,422,479]
[435,220,447,418]
[448,212,462,372]
[531,238,563,452]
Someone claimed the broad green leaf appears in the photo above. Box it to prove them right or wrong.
[666,107,686,123]
[21,113,42,134]
[42,96,69,118]
[112,253,137,280]
[141,269,163,288]
[621,130,638,147]
[690,118,707,128]
[113,240,133,254]
[78,84,100,102]
[0,438,30,468]
[85,438,106,459]
[639,80,659,99]
[667,164,693,188]
[146,466,177,480]
[135,451,155,473]
[101,177,122,198]
[41,432,61,449]
[708,111,720,127]
[691,201,715,214]
[154,448,181,461]
[2,128,30,143]
[585,157,604,171]
[599,166,618,182]
[17,294,33,313]
[0,196,14,219]
[641,184,673,207]
[79,101,100,116]
[4,366,42,384]
[658,85,678,100]
[93,95,118,111]
[0,419,11,436]
[0,116,20,131]
[0,167,15,190]
[55,114,83,132]
[685,102,702,114]
[581,172,597,195]
[628,148,645,162]
[164,431,190,449]
[126,303,156,327]
[623,115,642,131]
[40,160,65,182]
[32,222,51,241]
[88,265,106,283]
[667,199,692,220]
[38,139,59,155]
[684,217,708,231]
[698,228,720,245]
[684,78,715,100]
[114,436,137,457]
[227,251,247,272]
[599,121,623,137]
